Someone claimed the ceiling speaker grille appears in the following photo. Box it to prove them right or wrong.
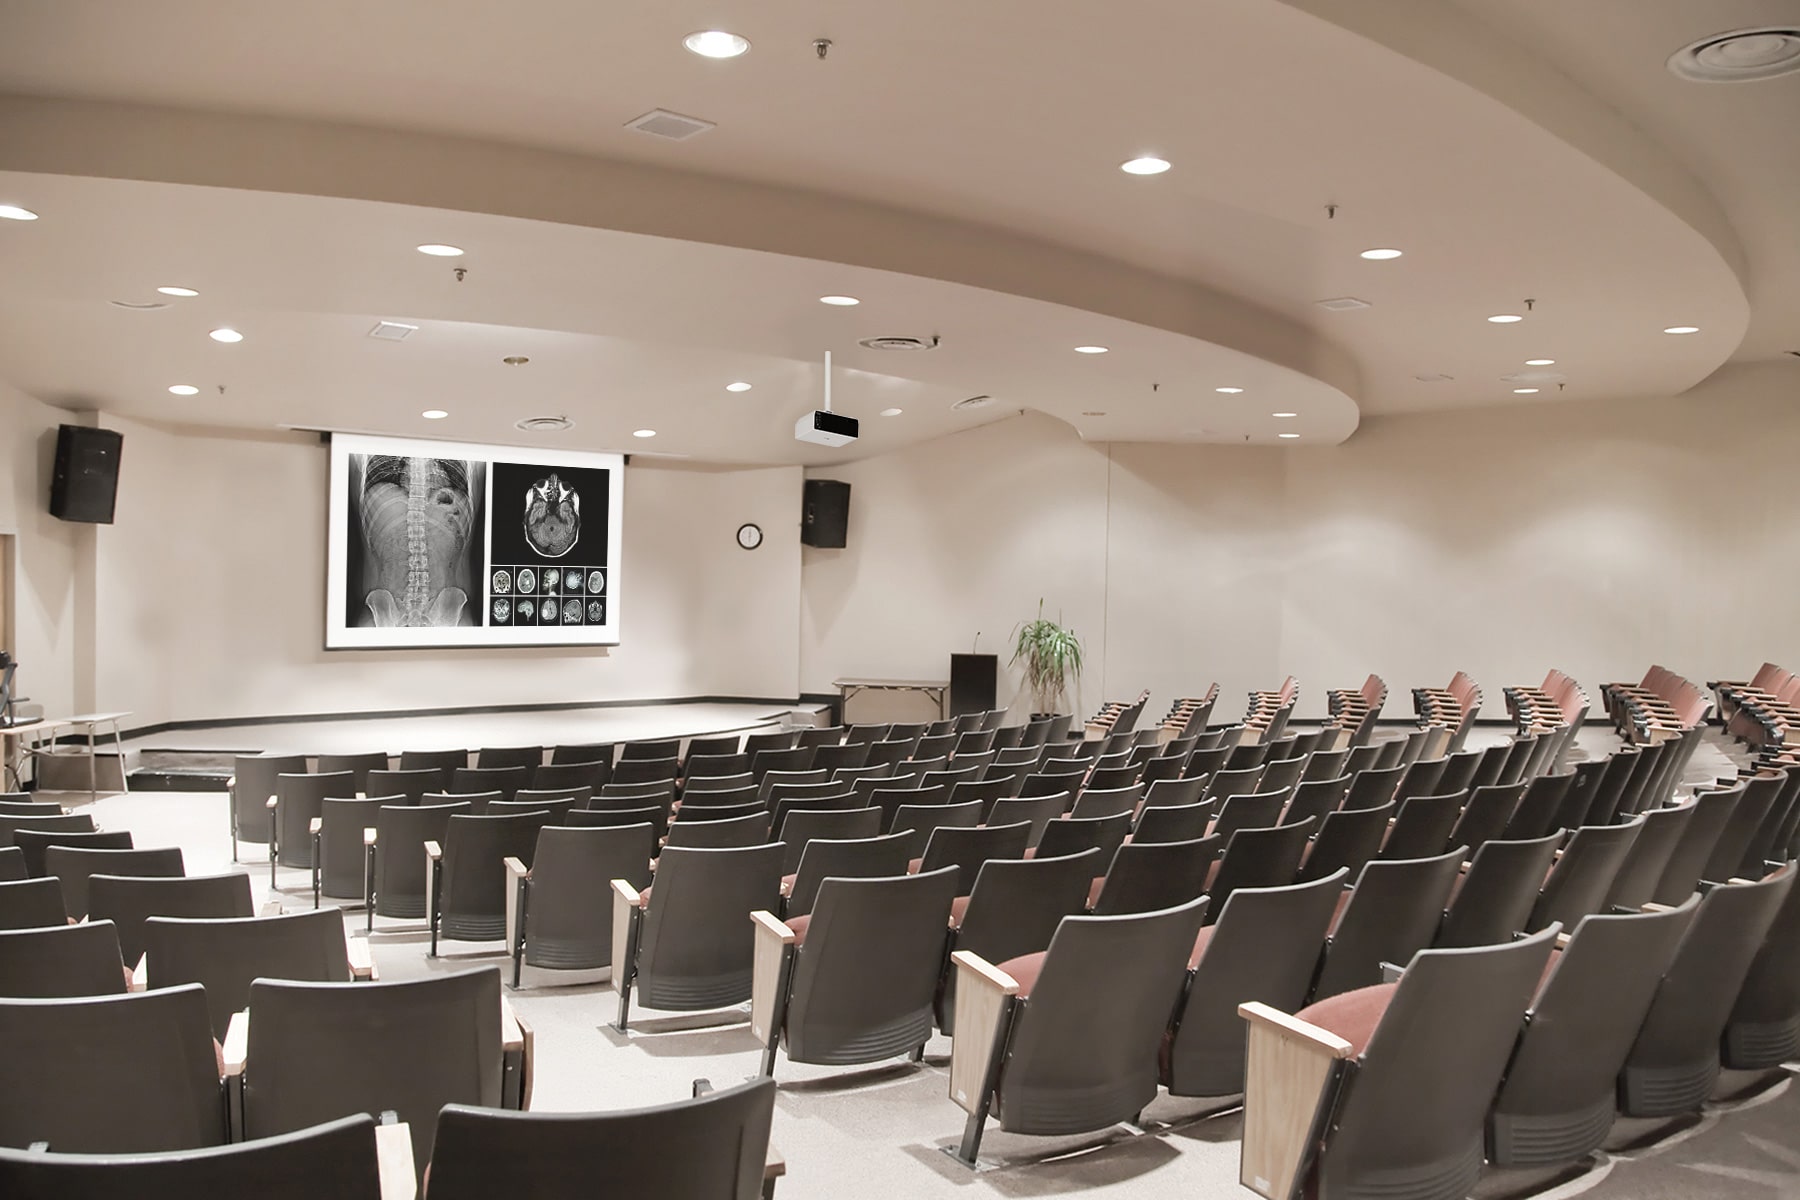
[625,109,716,140]
[515,416,573,432]
[368,321,419,341]
[1316,296,1372,311]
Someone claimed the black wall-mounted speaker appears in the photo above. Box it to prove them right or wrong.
[802,479,850,548]
[49,424,124,525]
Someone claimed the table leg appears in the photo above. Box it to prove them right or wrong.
[89,725,98,801]
[112,721,129,794]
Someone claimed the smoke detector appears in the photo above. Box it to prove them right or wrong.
[1669,28,1800,82]
[1315,296,1372,312]
[368,321,418,341]
[951,394,993,411]
[515,415,573,432]
[624,108,716,140]
[856,335,938,351]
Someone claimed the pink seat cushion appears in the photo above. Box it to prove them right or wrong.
[1205,858,1221,889]
[1328,887,1352,935]
[1087,876,1106,909]
[1294,982,1398,1059]
[786,913,812,946]
[1187,924,1216,970]
[996,950,1047,999]
[949,894,972,928]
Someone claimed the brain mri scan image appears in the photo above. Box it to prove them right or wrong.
[564,568,583,592]
[587,599,604,623]
[524,474,581,558]
[543,571,558,596]
[516,568,536,595]
[587,570,604,594]
[562,598,583,624]
[540,599,558,622]
[491,598,511,622]
[491,569,511,595]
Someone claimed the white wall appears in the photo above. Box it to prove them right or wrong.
[85,420,803,726]
[801,360,1800,722]
[0,380,86,719]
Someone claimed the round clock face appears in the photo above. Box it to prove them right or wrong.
[736,522,763,550]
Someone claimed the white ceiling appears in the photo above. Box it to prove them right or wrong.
[0,0,1788,463]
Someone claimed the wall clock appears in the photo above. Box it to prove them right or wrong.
[736,522,763,550]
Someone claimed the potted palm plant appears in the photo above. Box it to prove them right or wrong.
[1011,600,1083,717]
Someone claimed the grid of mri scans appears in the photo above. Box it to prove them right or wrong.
[488,565,607,627]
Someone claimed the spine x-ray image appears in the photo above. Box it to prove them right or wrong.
[345,455,487,628]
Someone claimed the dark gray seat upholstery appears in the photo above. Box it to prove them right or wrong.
[757,868,959,1075]
[368,801,468,927]
[429,811,554,952]
[87,872,254,963]
[1435,833,1559,949]
[230,755,305,860]
[43,846,184,920]
[1311,848,1464,1001]
[1486,900,1698,1166]
[241,967,505,1174]
[1283,775,1350,829]
[550,742,613,766]
[532,760,607,792]
[1340,765,1404,812]
[0,920,127,998]
[511,823,657,987]
[0,876,68,929]
[13,828,132,878]
[0,1112,383,1199]
[614,842,786,1030]
[143,908,352,1038]
[1163,871,1346,1096]
[567,805,669,839]
[427,1077,775,1200]
[0,984,223,1151]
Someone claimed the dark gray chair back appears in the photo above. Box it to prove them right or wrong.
[398,748,470,789]
[1506,772,1575,841]
[0,813,96,848]
[1209,789,1288,845]
[1131,801,1213,845]
[777,806,880,872]
[1621,866,1795,1115]
[635,844,786,1011]
[365,767,440,804]
[1487,901,1698,1165]
[550,743,613,767]
[0,984,223,1151]
[566,806,668,839]
[1379,790,1465,860]
[440,812,553,942]
[784,832,914,918]
[1092,836,1218,916]
[1582,748,1639,826]
[88,872,254,963]
[1297,802,1393,885]
[1256,756,1308,798]
[0,1112,383,1198]
[939,850,1102,1033]
[0,875,68,929]
[782,868,960,1067]
[522,824,656,973]
[1467,741,1513,790]
[987,794,1069,848]
[1391,756,1449,806]
[992,897,1208,1135]
[812,742,871,774]
[620,738,681,763]
[1531,817,1643,930]
[1725,859,1800,1069]
[1613,742,1667,818]
[1341,765,1403,811]
[1447,782,1525,856]
[1701,773,1783,884]
[232,755,306,846]
[143,908,350,1037]
[450,766,528,806]
[244,968,503,1172]
[1341,744,1382,776]
[1206,819,1314,922]
[13,828,131,879]
[742,731,798,759]
[682,785,759,811]
[372,801,469,919]
[613,758,680,788]
[1437,833,1560,948]
[0,845,25,881]
[0,920,126,998]
[489,796,573,824]
[663,812,769,850]
[1035,811,1132,863]
[275,772,356,868]
[1302,748,1350,782]
[1308,927,1558,1200]
[476,746,543,771]
[427,1078,774,1200]
[1555,758,1608,831]
[892,799,983,859]
[1200,766,1263,804]
[318,796,386,900]
[759,768,830,809]
[749,747,814,783]
[1165,870,1346,1096]
[1312,847,1464,1001]
[318,752,390,795]
[1652,783,1743,904]
[949,777,1017,819]
[515,785,591,809]
[1142,776,1205,810]
[533,760,607,792]
[1283,775,1350,829]
[918,821,1031,895]
[1605,800,1696,910]
[1069,784,1142,821]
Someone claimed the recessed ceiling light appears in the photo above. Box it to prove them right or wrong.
[819,295,860,306]
[683,30,750,58]
[1663,325,1701,334]
[1120,156,1171,175]
[1359,248,1403,260]
[1215,386,1244,394]
[209,328,243,343]
[416,244,464,257]
[1278,432,1300,439]
[1487,314,1524,324]
[1513,387,1540,394]
[1525,358,1556,366]
[633,429,657,438]
[156,286,199,297]
[1669,27,1800,83]
[167,384,199,396]
[1272,412,1297,418]
[1073,345,1109,354]
[421,409,448,420]
[880,408,903,417]
[725,381,753,393]
[0,205,38,221]
[502,355,530,366]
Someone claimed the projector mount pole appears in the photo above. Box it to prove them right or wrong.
[823,350,833,413]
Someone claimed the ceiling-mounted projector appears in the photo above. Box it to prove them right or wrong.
[795,409,859,446]
[795,349,859,446]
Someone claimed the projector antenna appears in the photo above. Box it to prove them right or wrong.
[823,350,833,412]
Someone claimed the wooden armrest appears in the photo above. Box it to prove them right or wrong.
[1641,902,1676,913]
[265,796,277,810]
[750,910,797,1046]
[374,1121,416,1200]
[1555,931,1572,949]
[765,1144,786,1186]
[130,953,147,992]
[222,1010,250,1077]
[1239,1000,1353,1200]
[346,934,376,981]
[504,856,530,957]
[364,828,378,846]
[500,994,525,1052]
[259,900,284,917]
[610,879,641,990]
[424,841,442,861]
[226,775,236,789]
[308,817,322,836]
[948,950,1020,1115]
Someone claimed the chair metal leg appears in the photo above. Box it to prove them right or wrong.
[428,859,442,957]
[760,1035,780,1078]
[908,1043,926,1063]
[311,831,321,909]
[954,1104,990,1168]
[612,906,641,1031]
[511,876,530,989]
[364,845,376,934]
[614,970,635,1032]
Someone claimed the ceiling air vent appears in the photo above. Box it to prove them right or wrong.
[1413,372,1455,382]
[368,321,419,341]
[856,335,938,351]
[110,299,169,310]
[1316,297,1371,312]
[624,109,716,141]
[951,394,993,411]
[515,416,573,432]
[1669,28,1800,83]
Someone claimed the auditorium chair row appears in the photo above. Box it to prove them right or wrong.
[1602,664,1712,744]
[1411,670,1483,754]
[1712,661,1800,765]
